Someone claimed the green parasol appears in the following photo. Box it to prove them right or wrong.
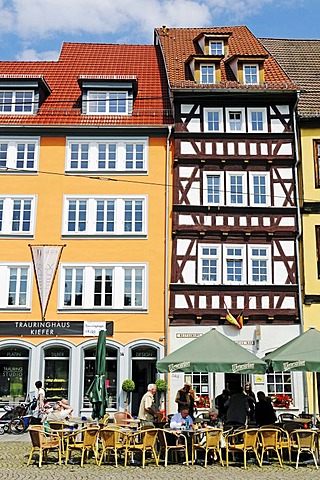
[263,327,320,425]
[86,330,108,419]
[156,328,266,374]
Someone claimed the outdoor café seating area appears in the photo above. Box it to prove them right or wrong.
[26,411,320,469]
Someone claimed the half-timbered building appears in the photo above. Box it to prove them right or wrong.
[155,26,304,414]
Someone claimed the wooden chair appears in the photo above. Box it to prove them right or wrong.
[27,425,62,467]
[192,428,224,467]
[258,428,283,467]
[124,428,159,468]
[99,427,126,466]
[289,429,318,469]
[226,428,261,469]
[113,411,133,426]
[158,429,189,467]
[65,426,99,467]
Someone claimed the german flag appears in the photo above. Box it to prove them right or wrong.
[236,312,244,329]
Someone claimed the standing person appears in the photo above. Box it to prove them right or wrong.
[138,383,157,426]
[225,384,250,427]
[255,391,277,427]
[175,382,196,419]
[215,389,230,421]
[244,382,256,422]
[34,380,45,421]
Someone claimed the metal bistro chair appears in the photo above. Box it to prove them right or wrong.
[65,426,100,467]
[278,413,298,423]
[124,428,159,468]
[192,428,224,467]
[27,425,62,467]
[99,426,126,466]
[289,429,318,469]
[226,428,261,469]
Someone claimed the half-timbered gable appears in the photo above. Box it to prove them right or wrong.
[156,25,299,326]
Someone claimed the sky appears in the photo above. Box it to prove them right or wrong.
[0,0,318,61]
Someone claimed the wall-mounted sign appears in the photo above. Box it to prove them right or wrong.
[176,333,202,338]
[0,321,114,337]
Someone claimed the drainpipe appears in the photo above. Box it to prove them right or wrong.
[292,90,307,411]
[164,124,173,415]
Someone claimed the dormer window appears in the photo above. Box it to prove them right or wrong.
[200,64,215,84]
[87,91,127,115]
[209,41,223,56]
[244,64,259,84]
[78,76,137,116]
[0,91,34,114]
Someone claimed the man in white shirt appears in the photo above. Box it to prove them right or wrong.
[138,383,157,426]
[170,405,193,430]
[47,402,73,422]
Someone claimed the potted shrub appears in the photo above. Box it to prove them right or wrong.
[122,379,135,412]
[155,378,167,418]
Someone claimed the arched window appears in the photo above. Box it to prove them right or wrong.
[44,346,70,402]
[83,345,118,409]
[0,346,29,404]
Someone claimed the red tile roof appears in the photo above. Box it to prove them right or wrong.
[0,43,172,127]
[260,38,320,118]
[155,26,297,91]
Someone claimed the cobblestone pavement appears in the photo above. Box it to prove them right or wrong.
[0,435,318,480]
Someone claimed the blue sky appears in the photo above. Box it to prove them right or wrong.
[0,0,318,61]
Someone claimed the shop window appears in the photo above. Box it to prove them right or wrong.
[266,370,293,400]
[184,372,210,408]
[44,346,70,402]
[0,346,29,405]
[83,345,118,409]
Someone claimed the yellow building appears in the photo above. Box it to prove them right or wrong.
[261,38,320,413]
[0,42,172,416]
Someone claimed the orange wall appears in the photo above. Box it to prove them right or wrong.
[0,135,169,346]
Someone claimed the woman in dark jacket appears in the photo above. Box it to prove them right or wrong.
[244,382,256,422]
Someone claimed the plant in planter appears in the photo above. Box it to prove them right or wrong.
[155,378,167,418]
[122,379,135,412]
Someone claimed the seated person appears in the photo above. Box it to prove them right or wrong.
[47,402,73,422]
[170,405,193,430]
[59,398,73,418]
[208,409,221,428]
[255,391,277,427]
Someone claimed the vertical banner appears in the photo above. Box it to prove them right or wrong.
[29,244,65,320]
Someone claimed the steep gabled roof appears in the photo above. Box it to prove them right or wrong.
[0,42,172,127]
[260,38,320,118]
[155,26,296,91]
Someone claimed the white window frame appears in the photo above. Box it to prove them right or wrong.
[267,371,293,399]
[209,41,223,56]
[0,263,32,309]
[204,108,224,132]
[65,137,148,173]
[197,244,222,284]
[203,172,223,206]
[248,108,267,133]
[0,195,36,236]
[62,195,147,237]
[0,137,39,172]
[226,108,245,132]
[226,172,247,206]
[249,172,270,206]
[248,245,271,284]
[0,90,35,114]
[243,64,259,85]
[200,64,215,84]
[58,263,147,311]
[86,90,128,115]
[223,244,246,285]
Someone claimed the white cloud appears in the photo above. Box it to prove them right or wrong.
[15,48,59,61]
[0,0,302,39]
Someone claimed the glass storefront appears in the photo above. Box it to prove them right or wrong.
[44,346,70,401]
[83,345,118,409]
[0,346,29,405]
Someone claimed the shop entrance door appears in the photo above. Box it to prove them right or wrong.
[224,373,249,395]
[131,346,157,417]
